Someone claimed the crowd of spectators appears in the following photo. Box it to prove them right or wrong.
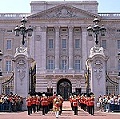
[97,94,120,112]
[0,93,23,112]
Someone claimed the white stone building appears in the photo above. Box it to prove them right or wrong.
[0,0,120,100]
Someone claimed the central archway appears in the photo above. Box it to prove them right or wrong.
[57,78,72,100]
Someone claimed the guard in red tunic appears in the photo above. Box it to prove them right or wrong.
[36,95,40,112]
[72,95,78,115]
[31,95,36,113]
[41,94,48,115]
[26,95,32,115]
[69,95,74,111]
[86,95,94,115]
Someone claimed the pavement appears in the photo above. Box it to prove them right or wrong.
[0,101,120,119]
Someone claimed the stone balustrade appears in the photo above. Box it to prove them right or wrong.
[0,13,30,19]
[0,13,120,19]
[99,13,120,19]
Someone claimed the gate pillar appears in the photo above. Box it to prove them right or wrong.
[13,46,34,110]
[87,46,108,98]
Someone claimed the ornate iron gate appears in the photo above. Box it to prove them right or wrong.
[57,79,72,100]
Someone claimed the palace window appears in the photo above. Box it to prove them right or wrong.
[7,39,12,50]
[6,60,12,72]
[47,60,54,70]
[118,60,120,71]
[48,39,54,49]
[75,39,80,48]
[61,60,67,70]
[117,40,120,49]
[74,60,80,71]
[62,39,67,49]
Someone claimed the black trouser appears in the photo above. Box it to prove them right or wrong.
[59,105,62,115]
[42,106,48,115]
[32,104,36,113]
[73,106,78,115]
[27,106,31,115]
[88,106,94,115]
[71,103,74,111]
[36,105,40,112]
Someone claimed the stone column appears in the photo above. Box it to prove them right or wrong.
[69,26,73,70]
[55,26,60,70]
[81,26,88,70]
[41,26,47,71]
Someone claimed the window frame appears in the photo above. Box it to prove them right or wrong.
[48,39,54,49]
[6,39,12,50]
[6,60,12,72]
[62,39,67,49]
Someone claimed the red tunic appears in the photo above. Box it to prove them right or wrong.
[26,98,32,107]
[41,97,48,106]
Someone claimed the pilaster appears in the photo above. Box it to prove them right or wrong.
[68,26,74,70]
[55,26,60,70]
[81,26,87,70]
[40,26,47,71]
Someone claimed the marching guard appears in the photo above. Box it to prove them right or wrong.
[36,95,41,112]
[86,94,95,115]
[26,95,32,115]
[58,95,63,115]
[72,95,78,115]
[41,94,48,115]
[53,95,61,118]
[31,95,36,113]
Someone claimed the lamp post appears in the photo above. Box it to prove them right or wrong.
[85,61,90,95]
[87,17,106,46]
[14,17,33,46]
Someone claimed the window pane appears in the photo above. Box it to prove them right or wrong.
[117,40,120,49]
[48,60,54,69]
[61,60,67,69]
[6,61,11,72]
[75,39,80,48]
[118,60,120,71]
[62,39,66,49]
[49,39,53,49]
[101,40,106,49]
[75,60,80,70]
[7,40,11,49]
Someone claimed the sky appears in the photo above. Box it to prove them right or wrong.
[0,0,119,13]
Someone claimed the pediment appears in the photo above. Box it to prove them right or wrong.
[28,4,99,19]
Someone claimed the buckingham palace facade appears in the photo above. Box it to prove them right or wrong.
[0,0,120,100]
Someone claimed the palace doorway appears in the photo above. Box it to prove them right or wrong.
[57,79,72,100]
